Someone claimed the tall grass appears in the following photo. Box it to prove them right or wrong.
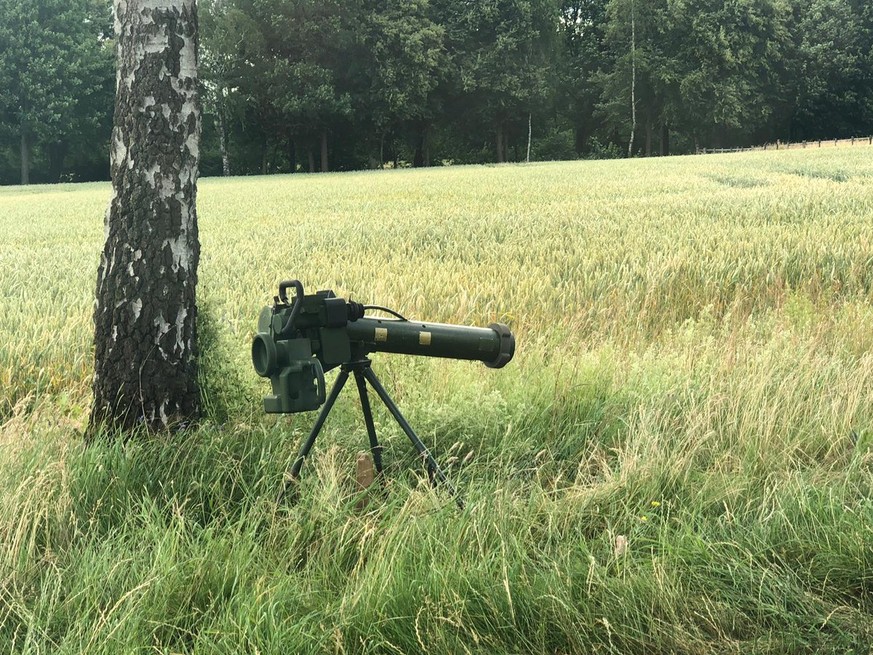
[1,149,872,653]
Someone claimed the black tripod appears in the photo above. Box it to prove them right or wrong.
[281,359,464,509]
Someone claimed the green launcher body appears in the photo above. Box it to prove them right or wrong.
[252,281,515,414]
[345,318,511,363]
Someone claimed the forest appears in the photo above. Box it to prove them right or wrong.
[1,0,871,184]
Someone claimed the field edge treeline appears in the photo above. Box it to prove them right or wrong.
[1,0,873,184]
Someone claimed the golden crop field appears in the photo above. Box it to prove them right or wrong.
[1,149,871,653]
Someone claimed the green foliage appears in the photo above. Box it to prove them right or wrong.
[437,0,560,160]
[662,0,793,139]
[446,0,560,113]
[0,0,113,184]
[530,127,578,160]
[5,0,873,180]
[192,0,873,171]
[793,0,867,139]
[558,0,609,150]
[362,0,445,131]
[200,0,363,174]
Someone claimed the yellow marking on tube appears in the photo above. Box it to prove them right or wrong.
[375,327,388,342]
[419,331,432,346]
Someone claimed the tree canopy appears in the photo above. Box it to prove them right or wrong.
[1,0,871,183]
[0,0,112,183]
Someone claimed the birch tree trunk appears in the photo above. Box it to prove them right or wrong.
[628,0,636,159]
[216,99,230,176]
[526,112,531,163]
[91,0,201,434]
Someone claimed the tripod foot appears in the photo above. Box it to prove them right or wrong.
[277,472,300,505]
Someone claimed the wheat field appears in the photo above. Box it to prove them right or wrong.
[1,149,871,653]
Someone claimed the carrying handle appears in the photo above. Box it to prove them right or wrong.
[278,279,304,337]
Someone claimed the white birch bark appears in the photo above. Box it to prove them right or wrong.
[91,0,201,433]
[628,0,637,159]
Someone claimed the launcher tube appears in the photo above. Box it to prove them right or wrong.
[345,318,514,368]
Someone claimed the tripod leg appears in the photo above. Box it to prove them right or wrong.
[281,369,350,501]
[361,367,464,509]
[353,369,383,475]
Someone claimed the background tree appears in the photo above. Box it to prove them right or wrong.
[200,0,238,176]
[200,0,283,175]
[663,0,793,150]
[559,0,609,154]
[91,0,201,433]
[597,0,669,156]
[0,0,113,184]
[790,0,866,139]
[256,0,359,172]
[445,0,560,162]
[361,0,445,167]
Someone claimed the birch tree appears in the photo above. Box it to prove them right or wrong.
[627,0,635,157]
[91,0,201,433]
